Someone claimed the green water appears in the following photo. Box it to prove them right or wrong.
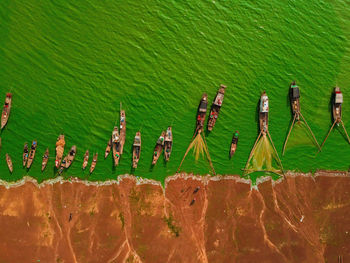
[0,0,349,183]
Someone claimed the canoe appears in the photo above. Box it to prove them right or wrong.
[196,94,208,133]
[55,134,65,168]
[41,148,49,172]
[208,85,226,131]
[164,126,173,162]
[119,107,126,154]
[23,143,29,167]
[152,130,165,165]
[26,140,37,169]
[104,138,112,159]
[6,153,13,173]
[289,81,301,120]
[65,145,77,168]
[59,156,68,174]
[82,150,89,170]
[230,131,239,158]
[259,91,269,135]
[333,87,343,124]
[1,93,12,129]
[90,153,98,174]
[132,132,141,168]
[112,126,120,166]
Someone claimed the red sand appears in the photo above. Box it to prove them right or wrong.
[0,171,349,262]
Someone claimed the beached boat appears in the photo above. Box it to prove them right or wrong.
[289,81,301,120]
[230,131,239,158]
[259,91,269,135]
[55,134,65,168]
[6,153,13,173]
[132,132,141,168]
[41,148,49,172]
[23,143,29,167]
[164,126,173,162]
[26,140,37,169]
[90,153,98,174]
[112,126,121,166]
[152,131,165,165]
[196,94,208,133]
[104,138,112,159]
[1,93,12,129]
[119,105,126,154]
[65,145,77,168]
[82,150,89,170]
[208,85,226,131]
[333,87,343,124]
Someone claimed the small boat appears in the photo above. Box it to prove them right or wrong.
[104,138,112,159]
[59,156,68,174]
[41,148,49,172]
[26,140,37,169]
[196,94,208,133]
[82,150,89,170]
[23,143,29,167]
[333,87,343,125]
[152,130,165,165]
[119,104,126,154]
[132,132,141,168]
[6,153,13,173]
[1,93,12,129]
[90,153,98,174]
[208,85,226,131]
[112,126,121,166]
[230,131,239,158]
[164,126,173,162]
[259,91,269,135]
[65,145,77,168]
[289,81,301,120]
[55,134,65,168]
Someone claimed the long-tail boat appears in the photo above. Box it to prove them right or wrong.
[55,134,65,168]
[152,131,165,165]
[26,140,37,169]
[1,93,12,129]
[65,145,77,168]
[132,132,141,168]
[259,91,269,135]
[112,126,120,166]
[90,153,98,174]
[6,153,13,173]
[119,103,126,154]
[230,131,239,158]
[164,126,173,162]
[196,94,208,133]
[104,138,112,159]
[208,85,226,131]
[41,148,49,172]
[23,143,29,167]
[82,150,89,170]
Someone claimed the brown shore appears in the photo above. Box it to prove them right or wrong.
[0,171,349,262]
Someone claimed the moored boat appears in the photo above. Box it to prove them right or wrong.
[82,150,89,170]
[289,81,301,120]
[23,143,29,167]
[41,148,49,172]
[164,126,173,162]
[196,94,208,133]
[6,153,13,173]
[152,130,165,165]
[132,132,141,168]
[104,138,112,159]
[1,93,12,129]
[259,91,269,135]
[55,134,65,168]
[26,140,37,169]
[208,85,226,131]
[90,153,98,174]
[119,105,126,154]
[112,126,121,166]
[230,131,239,158]
[65,145,77,168]
[333,87,343,125]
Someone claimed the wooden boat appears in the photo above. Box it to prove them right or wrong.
[259,91,269,135]
[119,105,126,154]
[132,132,141,168]
[333,87,343,124]
[164,126,173,162]
[230,131,239,158]
[104,138,112,159]
[82,150,89,170]
[112,126,121,166]
[26,140,37,169]
[90,153,98,174]
[196,94,208,133]
[65,145,77,168]
[55,134,65,168]
[208,85,226,131]
[152,131,165,165]
[6,153,13,173]
[1,93,12,129]
[41,148,49,172]
[23,143,29,167]
[289,81,301,120]
[59,156,68,174]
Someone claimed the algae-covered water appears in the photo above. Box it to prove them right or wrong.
[0,0,349,183]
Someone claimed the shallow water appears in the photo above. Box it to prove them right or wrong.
[0,0,349,183]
